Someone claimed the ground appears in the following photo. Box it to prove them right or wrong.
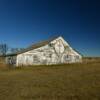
[0,62,100,100]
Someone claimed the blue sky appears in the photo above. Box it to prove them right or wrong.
[0,0,100,57]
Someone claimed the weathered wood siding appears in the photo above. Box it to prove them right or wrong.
[16,37,82,66]
[6,56,16,65]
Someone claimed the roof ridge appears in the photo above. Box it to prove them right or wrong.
[6,35,61,56]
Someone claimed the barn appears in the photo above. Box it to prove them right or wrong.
[6,36,82,66]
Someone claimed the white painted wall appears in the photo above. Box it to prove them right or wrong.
[16,36,82,66]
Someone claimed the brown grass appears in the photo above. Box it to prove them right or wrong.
[0,62,100,100]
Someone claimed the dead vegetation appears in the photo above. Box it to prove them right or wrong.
[0,61,100,100]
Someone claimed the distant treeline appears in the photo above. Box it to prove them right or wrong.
[0,43,24,56]
[83,57,100,63]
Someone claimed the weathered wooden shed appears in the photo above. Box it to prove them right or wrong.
[6,36,82,66]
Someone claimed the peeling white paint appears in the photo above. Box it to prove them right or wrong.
[6,36,82,66]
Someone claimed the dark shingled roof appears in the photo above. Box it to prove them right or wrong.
[6,36,82,57]
[6,36,59,56]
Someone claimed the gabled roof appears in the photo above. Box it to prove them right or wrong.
[6,36,82,57]
[6,36,60,56]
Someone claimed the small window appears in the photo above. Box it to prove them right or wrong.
[33,55,39,62]
[64,55,71,61]
[75,56,79,59]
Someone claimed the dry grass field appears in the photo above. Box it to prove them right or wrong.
[0,62,100,100]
